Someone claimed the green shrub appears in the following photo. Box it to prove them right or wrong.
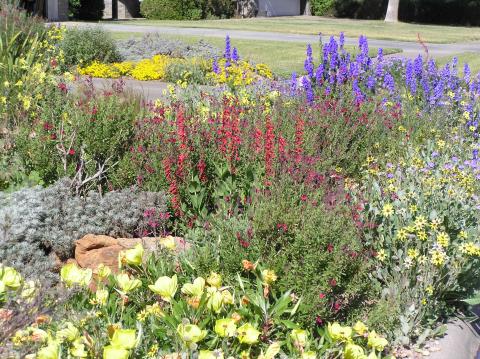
[15,85,141,192]
[311,0,336,16]
[140,0,184,19]
[187,178,376,327]
[60,27,121,68]
[140,0,234,20]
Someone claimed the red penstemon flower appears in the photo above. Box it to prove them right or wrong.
[264,115,275,180]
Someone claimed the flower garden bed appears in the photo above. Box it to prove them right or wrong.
[1,3,480,359]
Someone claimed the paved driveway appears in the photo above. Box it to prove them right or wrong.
[60,21,480,59]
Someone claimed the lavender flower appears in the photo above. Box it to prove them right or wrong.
[339,32,345,49]
[290,72,297,96]
[212,57,220,74]
[464,63,471,84]
[304,44,314,78]
[224,35,231,60]
[302,76,314,103]
[383,73,395,94]
[232,47,239,62]
[315,64,324,86]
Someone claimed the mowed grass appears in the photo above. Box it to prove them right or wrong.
[107,16,480,44]
[111,32,401,77]
[437,52,480,75]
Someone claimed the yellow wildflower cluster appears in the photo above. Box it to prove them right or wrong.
[209,58,273,87]
[79,55,173,80]
[78,55,273,87]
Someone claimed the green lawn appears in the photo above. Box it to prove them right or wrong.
[106,16,480,44]
[111,32,401,77]
[437,52,480,75]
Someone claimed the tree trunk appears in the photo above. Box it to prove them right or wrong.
[385,0,400,22]
[304,0,311,16]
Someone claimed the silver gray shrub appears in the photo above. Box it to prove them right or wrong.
[0,179,168,282]
[117,33,221,61]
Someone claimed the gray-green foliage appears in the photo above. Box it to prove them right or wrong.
[116,33,221,61]
[0,179,168,283]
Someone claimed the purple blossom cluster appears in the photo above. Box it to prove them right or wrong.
[293,33,480,142]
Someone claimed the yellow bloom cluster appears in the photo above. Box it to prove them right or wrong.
[78,55,172,80]
[78,55,274,87]
[209,58,273,87]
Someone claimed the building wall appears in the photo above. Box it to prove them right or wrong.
[257,0,300,16]
[103,0,140,19]
[47,0,68,20]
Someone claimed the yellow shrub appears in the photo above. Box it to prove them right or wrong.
[130,55,170,81]
[78,61,120,78]
[112,61,135,76]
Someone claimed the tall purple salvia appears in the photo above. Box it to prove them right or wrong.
[224,35,231,69]
[224,35,231,60]
[383,73,395,94]
[366,75,376,91]
[302,76,314,103]
[464,63,471,84]
[304,44,314,78]
[339,32,345,50]
[414,55,423,79]
[212,57,220,74]
[352,79,365,105]
[315,64,324,86]
[290,72,297,96]
[405,60,416,94]
[232,47,239,62]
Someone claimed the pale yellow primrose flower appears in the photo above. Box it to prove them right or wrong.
[37,341,60,359]
[207,272,222,288]
[367,331,388,351]
[148,275,177,302]
[344,343,366,359]
[97,264,112,279]
[353,321,368,335]
[69,338,88,358]
[177,323,207,344]
[221,289,234,305]
[290,329,308,347]
[95,288,109,306]
[258,342,281,359]
[327,322,352,342]
[181,277,205,297]
[111,329,137,349]
[199,350,224,359]
[214,318,237,337]
[159,235,176,250]
[116,273,142,293]
[60,263,92,288]
[0,266,22,289]
[237,323,261,345]
[207,287,223,313]
[302,352,317,359]
[103,346,130,359]
[119,243,144,267]
[56,322,79,342]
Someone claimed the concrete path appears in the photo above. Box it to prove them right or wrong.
[60,21,480,59]
[89,78,169,101]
